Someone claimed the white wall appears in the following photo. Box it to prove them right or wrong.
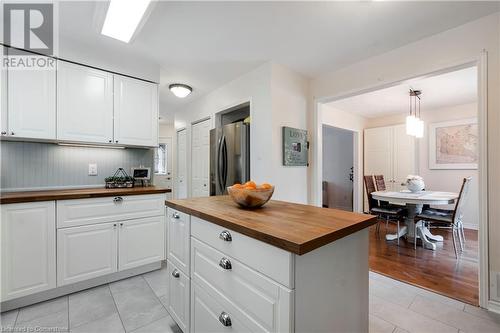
[365,103,479,229]
[323,125,354,211]
[310,13,500,303]
[173,62,309,203]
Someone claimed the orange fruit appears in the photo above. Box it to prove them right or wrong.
[244,183,257,190]
[244,180,256,187]
[232,183,244,189]
[261,183,272,189]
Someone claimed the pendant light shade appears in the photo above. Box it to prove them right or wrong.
[406,89,423,138]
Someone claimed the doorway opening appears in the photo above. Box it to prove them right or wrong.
[315,63,484,307]
[322,125,355,211]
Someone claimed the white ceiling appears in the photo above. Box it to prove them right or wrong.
[326,66,478,118]
[56,1,498,120]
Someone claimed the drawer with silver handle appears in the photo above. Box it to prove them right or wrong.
[190,238,293,332]
[166,260,190,333]
[191,216,294,288]
[166,208,191,276]
[57,194,166,228]
[191,281,265,333]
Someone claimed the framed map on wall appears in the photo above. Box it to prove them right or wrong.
[429,118,478,170]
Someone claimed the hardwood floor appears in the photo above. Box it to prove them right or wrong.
[369,220,479,306]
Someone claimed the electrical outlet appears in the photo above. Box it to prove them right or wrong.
[88,163,98,176]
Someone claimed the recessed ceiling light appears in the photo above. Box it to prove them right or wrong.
[101,0,152,43]
[169,84,193,98]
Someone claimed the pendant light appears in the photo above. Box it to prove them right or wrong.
[407,89,424,138]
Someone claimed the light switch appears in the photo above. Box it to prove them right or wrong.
[88,163,98,176]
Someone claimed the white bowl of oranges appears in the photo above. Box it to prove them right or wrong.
[227,181,274,209]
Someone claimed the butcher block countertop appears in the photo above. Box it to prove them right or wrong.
[0,186,171,204]
[166,195,377,255]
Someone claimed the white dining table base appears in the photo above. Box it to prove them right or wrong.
[385,203,443,250]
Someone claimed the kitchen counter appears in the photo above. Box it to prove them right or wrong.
[166,195,376,255]
[0,186,171,204]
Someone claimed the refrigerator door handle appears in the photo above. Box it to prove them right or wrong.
[222,135,228,190]
[217,136,224,193]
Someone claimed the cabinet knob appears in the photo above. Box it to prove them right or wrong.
[172,212,180,219]
[218,312,232,327]
[219,257,232,270]
[113,197,123,203]
[171,269,180,278]
[108,140,112,143]
[219,230,232,242]
[120,223,123,227]
[113,223,117,227]
[10,132,14,135]
[1,131,6,135]
[115,140,119,143]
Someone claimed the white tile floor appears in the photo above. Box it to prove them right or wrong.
[1,267,500,332]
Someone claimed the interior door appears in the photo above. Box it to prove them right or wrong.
[191,119,211,197]
[177,129,188,199]
[7,49,56,140]
[393,124,416,191]
[113,75,158,146]
[57,61,113,143]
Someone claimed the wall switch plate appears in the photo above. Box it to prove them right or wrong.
[88,163,98,176]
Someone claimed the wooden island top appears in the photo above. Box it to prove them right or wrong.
[166,195,377,255]
[0,186,171,204]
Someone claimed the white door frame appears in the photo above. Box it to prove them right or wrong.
[312,53,489,308]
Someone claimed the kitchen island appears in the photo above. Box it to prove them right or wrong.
[165,195,376,333]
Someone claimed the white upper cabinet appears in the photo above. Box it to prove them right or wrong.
[57,61,113,144]
[6,49,56,140]
[113,75,158,147]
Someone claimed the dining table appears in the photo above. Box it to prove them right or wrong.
[371,190,459,250]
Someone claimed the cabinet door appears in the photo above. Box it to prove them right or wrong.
[1,202,56,301]
[1,46,8,137]
[57,61,113,143]
[118,216,165,271]
[167,208,190,275]
[393,124,416,191]
[113,75,158,146]
[167,260,190,333]
[57,223,118,286]
[7,49,56,139]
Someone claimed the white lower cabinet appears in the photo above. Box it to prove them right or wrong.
[1,202,56,301]
[167,208,190,275]
[57,222,118,286]
[118,216,165,271]
[167,260,190,333]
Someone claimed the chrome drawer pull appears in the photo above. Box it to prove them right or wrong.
[218,312,232,327]
[219,257,232,270]
[219,230,232,242]
[113,197,123,203]
[172,212,180,219]
[171,269,180,278]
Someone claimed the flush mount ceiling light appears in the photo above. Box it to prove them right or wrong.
[169,84,193,98]
[101,0,152,43]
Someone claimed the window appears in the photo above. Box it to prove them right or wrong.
[154,143,167,175]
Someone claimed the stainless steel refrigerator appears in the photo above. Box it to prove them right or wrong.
[210,122,250,195]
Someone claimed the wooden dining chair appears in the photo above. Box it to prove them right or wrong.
[414,177,471,258]
[364,175,406,245]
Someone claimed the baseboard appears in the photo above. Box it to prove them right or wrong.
[488,300,500,314]
[463,223,479,230]
[0,261,162,312]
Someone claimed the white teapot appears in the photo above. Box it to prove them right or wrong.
[405,175,425,193]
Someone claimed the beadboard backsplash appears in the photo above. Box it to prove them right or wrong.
[0,141,153,191]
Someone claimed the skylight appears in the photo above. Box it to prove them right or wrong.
[101,0,151,43]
